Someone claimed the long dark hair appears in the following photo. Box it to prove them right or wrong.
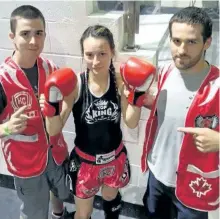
[80,25,120,117]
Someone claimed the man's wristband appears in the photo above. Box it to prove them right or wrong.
[3,125,11,136]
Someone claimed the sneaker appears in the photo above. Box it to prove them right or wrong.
[51,207,75,219]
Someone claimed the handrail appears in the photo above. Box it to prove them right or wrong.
[123,1,140,51]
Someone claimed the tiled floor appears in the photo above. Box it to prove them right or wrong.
[0,187,136,219]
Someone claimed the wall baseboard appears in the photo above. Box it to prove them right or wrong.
[0,174,147,219]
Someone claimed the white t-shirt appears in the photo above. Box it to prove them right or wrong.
[147,64,210,187]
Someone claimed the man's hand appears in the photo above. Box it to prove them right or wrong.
[5,106,28,135]
[177,127,220,153]
[143,86,157,109]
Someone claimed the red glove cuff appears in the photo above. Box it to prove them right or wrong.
[128,90,145,108]
[41,101,62,117]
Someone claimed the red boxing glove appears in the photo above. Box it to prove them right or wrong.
[42,68,77,117]
[120,57,156,107]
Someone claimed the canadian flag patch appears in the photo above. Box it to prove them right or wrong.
[189,177,212,198]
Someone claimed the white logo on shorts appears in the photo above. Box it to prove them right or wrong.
[98,166,115,179]
[69,160,77,172]
[120,159,129,182]
[83,187,99,196]
[112,204,121,212]
[96,150,115,164]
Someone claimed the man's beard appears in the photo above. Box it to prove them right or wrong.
[173,50,204,70]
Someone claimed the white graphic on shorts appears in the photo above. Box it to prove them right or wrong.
[11,91,32,111]
[96,150,115,164]
[120,159,129,182]
[85,99,119,124]
[69,160,77,172]
[98,166,116,179]
[189,177,212,198]
[83,187,99,196]
[112,204,122,212]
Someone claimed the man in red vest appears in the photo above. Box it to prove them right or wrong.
[140,6,219,219]
[0,5,75,219]
[120,5,219,219]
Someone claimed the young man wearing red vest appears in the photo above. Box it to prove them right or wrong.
[141,6,219,219]
[121,6,219,219]
[0,5,75,219]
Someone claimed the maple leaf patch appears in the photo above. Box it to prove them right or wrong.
[189,177,212,198]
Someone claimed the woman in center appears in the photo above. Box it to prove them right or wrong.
[68,25,142,219]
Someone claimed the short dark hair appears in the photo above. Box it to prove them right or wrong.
[10,5,46,34]
[169,6,212,42]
